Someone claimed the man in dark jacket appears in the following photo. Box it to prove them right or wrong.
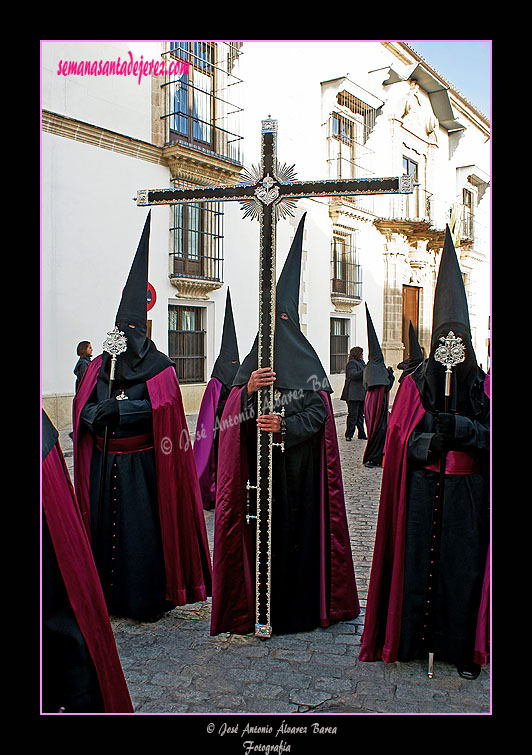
[340,347,368,441]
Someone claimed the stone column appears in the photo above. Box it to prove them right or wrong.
[381,230,410,369]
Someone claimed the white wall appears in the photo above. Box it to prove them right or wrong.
[42,132,171,396]
[41,40,161,141]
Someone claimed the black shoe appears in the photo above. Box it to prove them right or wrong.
[457,663,481,680]
[358,434,368,440]
[364,461,377,468]
[345,437,352,441]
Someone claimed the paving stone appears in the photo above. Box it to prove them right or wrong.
[289,689,333,707]
[57,414,490,716]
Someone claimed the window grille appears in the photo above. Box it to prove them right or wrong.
[168,304,205,383]
[161,41,243,164]
[327,91,377,212]
[331,232,362,299]
[461,188,474,240]
[169,183,224,281]
[402,156,420,219]
[330,317,350,374]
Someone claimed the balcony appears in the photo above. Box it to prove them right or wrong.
[160,42,243,170]
[169,199,224,300]
[331,250,363,312]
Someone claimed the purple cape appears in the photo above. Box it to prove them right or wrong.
[42,435,133,713]
[359,374,490,664]
[210,386,359,635]
[73,355,212,606]
[193,377,223,510]
[362,385,388,464]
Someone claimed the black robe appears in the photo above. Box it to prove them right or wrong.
[397,372,490,665]
[210,384,359,636]
[42,411,133,713]
[80,377,171,620]
[42,517,105,712]
[244,387,328,633]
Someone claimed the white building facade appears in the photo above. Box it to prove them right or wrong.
[41,40,490,428]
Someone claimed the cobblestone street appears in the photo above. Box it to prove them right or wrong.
[59,403,490,726]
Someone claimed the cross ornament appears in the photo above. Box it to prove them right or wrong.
[135,117,414,638]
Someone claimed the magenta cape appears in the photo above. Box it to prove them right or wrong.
[193,377,223,510]
[42,438,133,713]
[73,355,212,605]
[362,385,387,462]
[359,374,490,664]
[210,386,359,635]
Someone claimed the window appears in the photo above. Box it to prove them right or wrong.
[327,92,377,181]
[168,305,205,383]
[402,156,420,218]
[461,188,474,240]
[402,285,420,360]
[170,192,223,281]
[331,233,362,299]
[329,113,358,179]
[166,42,214,149]
[161,41,244,163]
[330,318,349,374]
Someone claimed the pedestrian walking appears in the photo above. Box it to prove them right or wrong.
[340,347,367,441]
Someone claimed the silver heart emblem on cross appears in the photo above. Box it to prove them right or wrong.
[255,174,280,205]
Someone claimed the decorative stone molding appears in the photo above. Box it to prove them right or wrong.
[42,110,167,166]
[330,294,362,313]
[329,199,375,225]
[164,143,242,186]
[169,275,222,300]
[41,110,243,184]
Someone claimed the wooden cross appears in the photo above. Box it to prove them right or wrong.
[135,117,414,638]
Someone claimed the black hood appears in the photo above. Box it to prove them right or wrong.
[363,304,390,389]
[100,211,173,387]
[397,321,424,382]
[414,226,482,414]
[211,288,240,388]
[233,213,331,393]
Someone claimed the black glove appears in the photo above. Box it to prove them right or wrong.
[94,398,120,430]
[436,412,456,441]
[429,433,445,454]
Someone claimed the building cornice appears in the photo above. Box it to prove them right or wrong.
[41,110,244,184]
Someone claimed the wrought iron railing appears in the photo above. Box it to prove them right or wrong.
[169,196,224,281]
[160,41,243,165]
[331,236,363,299]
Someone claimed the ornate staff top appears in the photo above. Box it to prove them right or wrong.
[434,331,466,369]
[434,330,466,396]
[102,326,128,382]
[103,326,128,357]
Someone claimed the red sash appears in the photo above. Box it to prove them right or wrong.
[424,450,480,475]
[96,433,154,454]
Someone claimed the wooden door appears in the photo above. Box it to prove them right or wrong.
[402,285,419,359]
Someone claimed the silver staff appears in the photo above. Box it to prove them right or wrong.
[427,331,466,678]
[97,327,128,545]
